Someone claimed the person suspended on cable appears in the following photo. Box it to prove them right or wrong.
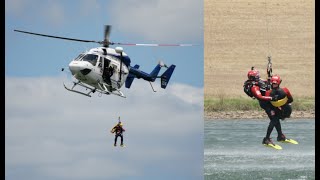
[263,74,293,143]
[243,67,275,111]
[243,65,279,146]
[110,117,125,147]
[259,75,293,145]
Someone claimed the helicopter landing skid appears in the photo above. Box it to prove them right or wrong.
[98,83,126,98]
[110,89,126,98]
[63,81,125,98]
[63,82,97,97]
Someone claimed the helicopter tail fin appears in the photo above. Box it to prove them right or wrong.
[149,63,162,79]
[160,65,176,89]
[125,65,139,89]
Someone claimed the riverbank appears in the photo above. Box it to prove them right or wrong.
[205,110,315,120]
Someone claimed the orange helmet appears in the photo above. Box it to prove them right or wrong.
[271,75,282,85]
[247,70,260,81]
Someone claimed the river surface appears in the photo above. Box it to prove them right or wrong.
[204,119,315,180]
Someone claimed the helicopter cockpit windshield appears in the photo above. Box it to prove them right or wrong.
[74,53,85,61]
[80,54,98,66]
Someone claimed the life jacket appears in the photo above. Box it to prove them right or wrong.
[243,79,269,98]
[111,124,119,133]
[243,80,255,98]
[269,88,288,107]
[111,125,124,134]
[257,79,269,96]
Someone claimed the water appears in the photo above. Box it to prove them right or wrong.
[204,119,315,180]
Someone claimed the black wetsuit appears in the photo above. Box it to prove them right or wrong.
[265,87,293,139]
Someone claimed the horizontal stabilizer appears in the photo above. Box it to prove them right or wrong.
[160,65,175,89]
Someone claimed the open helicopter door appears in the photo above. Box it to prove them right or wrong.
[101,57,112,85]
[110,63,119,88]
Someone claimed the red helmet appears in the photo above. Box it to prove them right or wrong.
[271,75,282,85]
[247,70,260,81]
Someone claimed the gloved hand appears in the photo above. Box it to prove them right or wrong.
[271,95,279,101]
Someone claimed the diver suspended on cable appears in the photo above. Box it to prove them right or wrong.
[110,116,125,147]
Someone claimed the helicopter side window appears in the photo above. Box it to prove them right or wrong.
[82,54,98,66]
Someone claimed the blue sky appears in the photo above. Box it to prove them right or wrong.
[5,0,204,180]
[6,0,203,87]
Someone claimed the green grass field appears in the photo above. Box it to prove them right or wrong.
[204,96,315,112]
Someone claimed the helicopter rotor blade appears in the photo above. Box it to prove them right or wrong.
[14,29,198,47]
[103,25,112,47]
[14,29,102,44]
[113,43,197,47]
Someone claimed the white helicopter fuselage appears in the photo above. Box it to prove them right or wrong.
[68,47,129,92]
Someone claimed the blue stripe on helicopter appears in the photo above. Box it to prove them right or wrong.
[109,54,131,67]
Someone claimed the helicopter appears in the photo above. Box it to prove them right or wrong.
[14,25,194,98]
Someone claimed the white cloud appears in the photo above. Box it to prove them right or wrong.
[108,0,203,42]
[79,0,100,17]
[41,2,65,26]
[5,0,28,16]
[6,0,202,42]
[40,157,138,179]
[167,83,203,105]
[6,0,65,26]
[5,76,203,179]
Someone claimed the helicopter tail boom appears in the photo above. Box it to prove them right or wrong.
[125,65,139,88]
[128,63,162,82]
[126,62,175,89]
